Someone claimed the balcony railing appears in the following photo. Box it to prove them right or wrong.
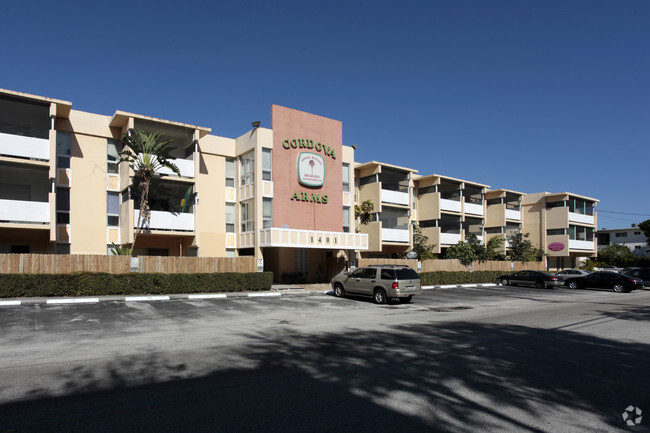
[382,228,409,243]
[158,157,194,178]
[464,202,484,216]
[569,239,595,251]
[441,232,462,244]
[506,209,521,221]
[569,212,594,225]
[441,199,462,213]
[381,189,409,206]
[134,210,194,231]
[0,199,50,224]
[0,132,50,160]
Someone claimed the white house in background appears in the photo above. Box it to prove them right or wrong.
[596,225,650,257]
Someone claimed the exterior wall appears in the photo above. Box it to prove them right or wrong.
[271,105,343,232]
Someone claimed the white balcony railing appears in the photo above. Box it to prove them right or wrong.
[134,210,194,231]
[506,209,521,221]
[441,199,462,213]
[0,199,50,224]
[464,202,484,216]
[381,189,409,206]
[158,157,194,178]
[382,228,409,243]
[569,212,594,225]
[441,233,462,245]
[569,239,595,251]
[0,132,49,160]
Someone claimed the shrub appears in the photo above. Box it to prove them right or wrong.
[0,272,273,298]
[418,271,504,286]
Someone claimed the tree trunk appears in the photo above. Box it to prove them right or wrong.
[131,179,150,257]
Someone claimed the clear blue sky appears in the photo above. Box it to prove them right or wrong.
[2,0,648,230]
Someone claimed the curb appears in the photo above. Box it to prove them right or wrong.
[0,284,501,307]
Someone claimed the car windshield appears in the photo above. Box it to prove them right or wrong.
[396,268,419,280]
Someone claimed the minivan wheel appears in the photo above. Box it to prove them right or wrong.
[399,296,413,304]
[568,281,578,289]
[613,284,625,293]
[373,289,387,304]
[333,283,345,298]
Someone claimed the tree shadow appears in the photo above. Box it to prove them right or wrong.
[1,321,648,432]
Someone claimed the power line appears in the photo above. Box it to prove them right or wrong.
[597,210,650,217]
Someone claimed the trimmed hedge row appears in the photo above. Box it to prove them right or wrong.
[419,271,504,286]
[0,272,273,298]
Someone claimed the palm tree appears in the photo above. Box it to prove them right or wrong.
[119,128,180,255]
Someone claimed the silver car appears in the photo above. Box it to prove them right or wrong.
[554,269,591,285]
[330,265,422,304]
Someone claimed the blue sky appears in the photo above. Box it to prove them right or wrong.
[2,0,648,230]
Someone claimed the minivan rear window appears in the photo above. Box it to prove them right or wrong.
[396,268,419,280]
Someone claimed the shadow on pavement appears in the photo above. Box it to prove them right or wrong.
[1,320,649,432]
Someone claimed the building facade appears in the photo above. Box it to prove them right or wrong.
[596,225,650,257]
[0,88,599,279]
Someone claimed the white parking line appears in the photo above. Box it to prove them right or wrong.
[422,285,435,290]
[124,296,170,302]
[188,294,227,299]
[0,300,21,306]
[439,284,458,288]
[248,292,282,297]
[46,298,100,304]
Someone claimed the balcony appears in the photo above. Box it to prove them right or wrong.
[157,156,194,178]
[134,210,194,232]
[381,189,409,206]
[506,209,521,221]
[382,228,409,243]
[464,202,484,216]
[569,239,595,251]
[0,132,49,161]
[441,232,462,245]
[441,199,461,213]
[569,212,594,225]
[0,199,50,224]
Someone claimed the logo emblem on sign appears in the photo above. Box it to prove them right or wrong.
[548,242,566,252]
[297,152,325,187]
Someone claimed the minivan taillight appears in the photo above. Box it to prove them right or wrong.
[392,282,399,289]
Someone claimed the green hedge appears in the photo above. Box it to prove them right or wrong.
[419,271,504,286]
[0,272,273,298]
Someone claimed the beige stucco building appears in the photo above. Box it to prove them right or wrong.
[0,88,598,279]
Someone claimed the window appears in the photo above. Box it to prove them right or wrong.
[225,249,236,258]
[418,185,437,196]
[485,227,502,234]
[342,163,350,192]
[262,149,272,181]
[56,187,70,224]
[547,229,565,236]
[56,132,71,169]
[241,202,253,232]
[225,158,235,188]
[546,201,565,209]
[343,207,350,232]
[226,203,235,233]
[262,198,272,228]
[240,152,254,186]
[295,249,309,276]
[107,192,119,226]
[359,175,376,186]
[107,139,121,174]
[615,232,628,238]
[56,244,70,255]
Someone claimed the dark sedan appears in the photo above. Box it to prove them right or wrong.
[566,271,644,293]
[497,271,563,289]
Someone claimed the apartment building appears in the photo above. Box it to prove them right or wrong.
[413,174,488,255]
[596,225,650,257]
[522,192,598,269]
[0,88,599,279]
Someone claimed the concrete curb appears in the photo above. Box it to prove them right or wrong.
[0,283,504,306]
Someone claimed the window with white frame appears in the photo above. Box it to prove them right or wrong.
[226,203,235,233]
[342,163,350,192]
[241,201,253,232]
[225,158,235,188]
[343,207,350,232]
[262,149,272,181]
[56,132,71,169]
[263,198,272,228]
[107,192,119,226]
[240,152,254,186]
[226,249,236,258]
[107,139,121,174]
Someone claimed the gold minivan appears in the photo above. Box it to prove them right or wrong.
[330,265,422,304]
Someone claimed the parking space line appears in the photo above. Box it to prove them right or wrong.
[0,300,21,306]
[248,293,282,297]
[188,294,228,299]
[125,296,170,302]
[46,298,100,304]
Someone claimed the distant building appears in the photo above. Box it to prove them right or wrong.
[596,225,650,257]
